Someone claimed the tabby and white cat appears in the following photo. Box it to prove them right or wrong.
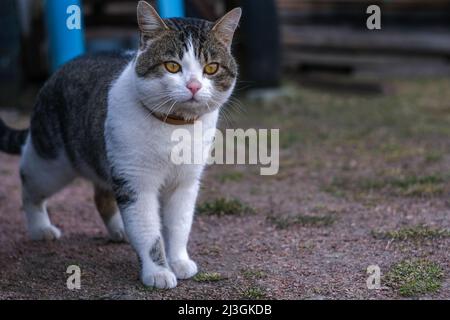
[0,1,241,288]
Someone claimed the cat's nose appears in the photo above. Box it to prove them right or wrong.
[186,80,202,96]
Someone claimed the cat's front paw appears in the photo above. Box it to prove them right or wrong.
[141,268,177,289]
[170,259,198,279]
[29,224,61,241]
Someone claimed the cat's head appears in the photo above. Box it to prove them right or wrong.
[133,1,241,120]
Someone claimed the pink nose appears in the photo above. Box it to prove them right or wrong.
[186,80,202,95]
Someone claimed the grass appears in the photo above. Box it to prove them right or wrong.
[279,131,304,148]
[325,174,446,198]
[385,259,444,297]
[372,225,450,241]
[240,286,267,299]
[379,143,424,162]
[241,269,267,279]
[388,175,445,196]
[321,182,347,198]
[193,272,225,282]
[196,198,255,216]
[424,151,444,164]
[244,79,450,200]
[217,171,244,183]
[267,214,335,229]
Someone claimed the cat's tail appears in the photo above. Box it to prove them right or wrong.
[0,118,28,155]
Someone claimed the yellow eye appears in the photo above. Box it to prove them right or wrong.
[204,63,219,75]
[164,62,181,73]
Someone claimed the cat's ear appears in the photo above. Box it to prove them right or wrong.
[137,1,169,33]
[212,8,242,49]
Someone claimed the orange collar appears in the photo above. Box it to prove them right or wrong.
[151,112,199,125]
[141,101,199,125]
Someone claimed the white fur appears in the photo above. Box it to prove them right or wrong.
[20,136,76,240]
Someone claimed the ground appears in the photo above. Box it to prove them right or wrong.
[0,78,449,299]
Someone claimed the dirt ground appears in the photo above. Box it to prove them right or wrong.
[0,78,449,299]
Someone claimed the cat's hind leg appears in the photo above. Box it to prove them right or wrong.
[93,186,127,242]
[19,137,75,240]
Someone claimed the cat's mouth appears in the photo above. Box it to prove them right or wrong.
[179,98,206,109]
[184,97,200,103]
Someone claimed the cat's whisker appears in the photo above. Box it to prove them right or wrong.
[142,98,173,122]
[137,88,177,100]
[143,100,169,115]
[227,100,246,117]
[210,99,233,127]
[222,108,235,127]
[164,100,178,122]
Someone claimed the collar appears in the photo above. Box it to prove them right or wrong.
[151,112,199,125]
[140,102,199,125]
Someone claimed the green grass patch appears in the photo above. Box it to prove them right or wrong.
[279,131,304,148]
[372,225,450,241]
[389,175,445,194]
[379,143,424,162]
[241,269,267,279]
[240,286,267,299]
[267,214,335,229]
[193,272,225,282]
[424,151,444,163]
[324,174,446,198]
[217,171,244,183]
[321,181,347,198]
[385,259,444,297]
[196,198,255,216]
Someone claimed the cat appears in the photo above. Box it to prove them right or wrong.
[0,1,241,288]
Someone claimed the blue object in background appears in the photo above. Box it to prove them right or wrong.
[157,0,185,18]
[44,0,182,72]
[45,0,85,71]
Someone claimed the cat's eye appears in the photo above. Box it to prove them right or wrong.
[164,62,181,73]
[204,63,219,75]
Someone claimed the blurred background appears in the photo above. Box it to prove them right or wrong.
[1,0,450,299]
[2,0,450,108]
[1,0,282,107]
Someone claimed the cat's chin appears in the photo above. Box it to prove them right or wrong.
[142,97,221,119]
[171,100,220,118]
